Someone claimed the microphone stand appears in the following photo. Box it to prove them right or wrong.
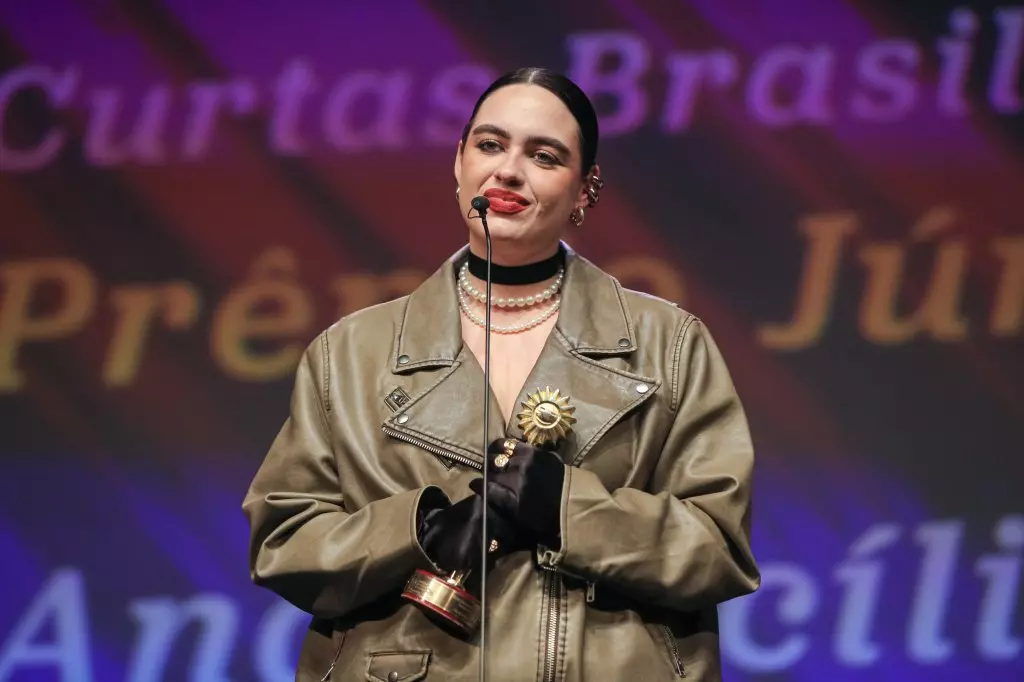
[469,196,492,682]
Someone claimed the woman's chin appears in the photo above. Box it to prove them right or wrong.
[476,214,535,241]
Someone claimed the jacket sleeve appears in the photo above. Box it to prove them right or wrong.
[242,335,445,619]
[538,316,760,612]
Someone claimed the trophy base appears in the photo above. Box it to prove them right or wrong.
[402,569,481,634]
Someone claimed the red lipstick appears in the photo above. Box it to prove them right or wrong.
[483,188,529,214]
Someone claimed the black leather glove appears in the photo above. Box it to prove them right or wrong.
[416,485,514,573]
[469,438,566,550]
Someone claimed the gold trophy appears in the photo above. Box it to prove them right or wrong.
[402,565,484,634]
[402,386,576,634]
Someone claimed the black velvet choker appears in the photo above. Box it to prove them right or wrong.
[466,247,564,285]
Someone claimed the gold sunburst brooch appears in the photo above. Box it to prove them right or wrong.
[516,386,577,448]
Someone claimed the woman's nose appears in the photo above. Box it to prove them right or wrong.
[493,157,524,186]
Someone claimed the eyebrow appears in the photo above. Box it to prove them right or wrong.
[470,123,573,159]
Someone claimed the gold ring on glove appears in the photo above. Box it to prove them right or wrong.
[494,438,517,470]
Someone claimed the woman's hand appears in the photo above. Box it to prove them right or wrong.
[470,438,567,550]
[417,488,514,573]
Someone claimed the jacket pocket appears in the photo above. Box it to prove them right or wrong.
[364,650,432,682]
[654,625,686,678]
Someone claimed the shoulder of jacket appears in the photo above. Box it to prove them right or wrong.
[300,296,410,369]
[319,295,411,344]
[618,285,700,334]
[299,296,411,414]
[617,285,710,413]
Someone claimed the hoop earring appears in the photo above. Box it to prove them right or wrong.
[570,207,585,227]
[456,187,461,202]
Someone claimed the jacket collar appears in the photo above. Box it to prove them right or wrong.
[391,242,636,373]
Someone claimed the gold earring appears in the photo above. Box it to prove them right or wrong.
[570,207,585,227]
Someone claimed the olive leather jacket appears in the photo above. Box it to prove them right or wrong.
[243,245,760,682]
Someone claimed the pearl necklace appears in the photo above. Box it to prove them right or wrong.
[458,262,564,309]
[457,286,561,334]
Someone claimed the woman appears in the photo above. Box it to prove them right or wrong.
[243,67,759,682]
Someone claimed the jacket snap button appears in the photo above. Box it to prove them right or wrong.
[397,355,410,365]
[618,338,630,348]
[387,672,399,682]
[396,414,409,424]
[635,383,649,394]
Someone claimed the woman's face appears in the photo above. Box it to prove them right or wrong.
[455,84,591,262]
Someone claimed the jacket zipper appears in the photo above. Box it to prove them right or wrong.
[658,624,686,677]
[381,425,483,470]
[539,557,596,604]
[542,570,562,682]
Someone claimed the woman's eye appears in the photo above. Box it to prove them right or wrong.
[477,140,502,153]
[534,151,559,165]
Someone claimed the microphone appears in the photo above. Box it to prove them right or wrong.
[471,195,491,215]
[469,195,491,682]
